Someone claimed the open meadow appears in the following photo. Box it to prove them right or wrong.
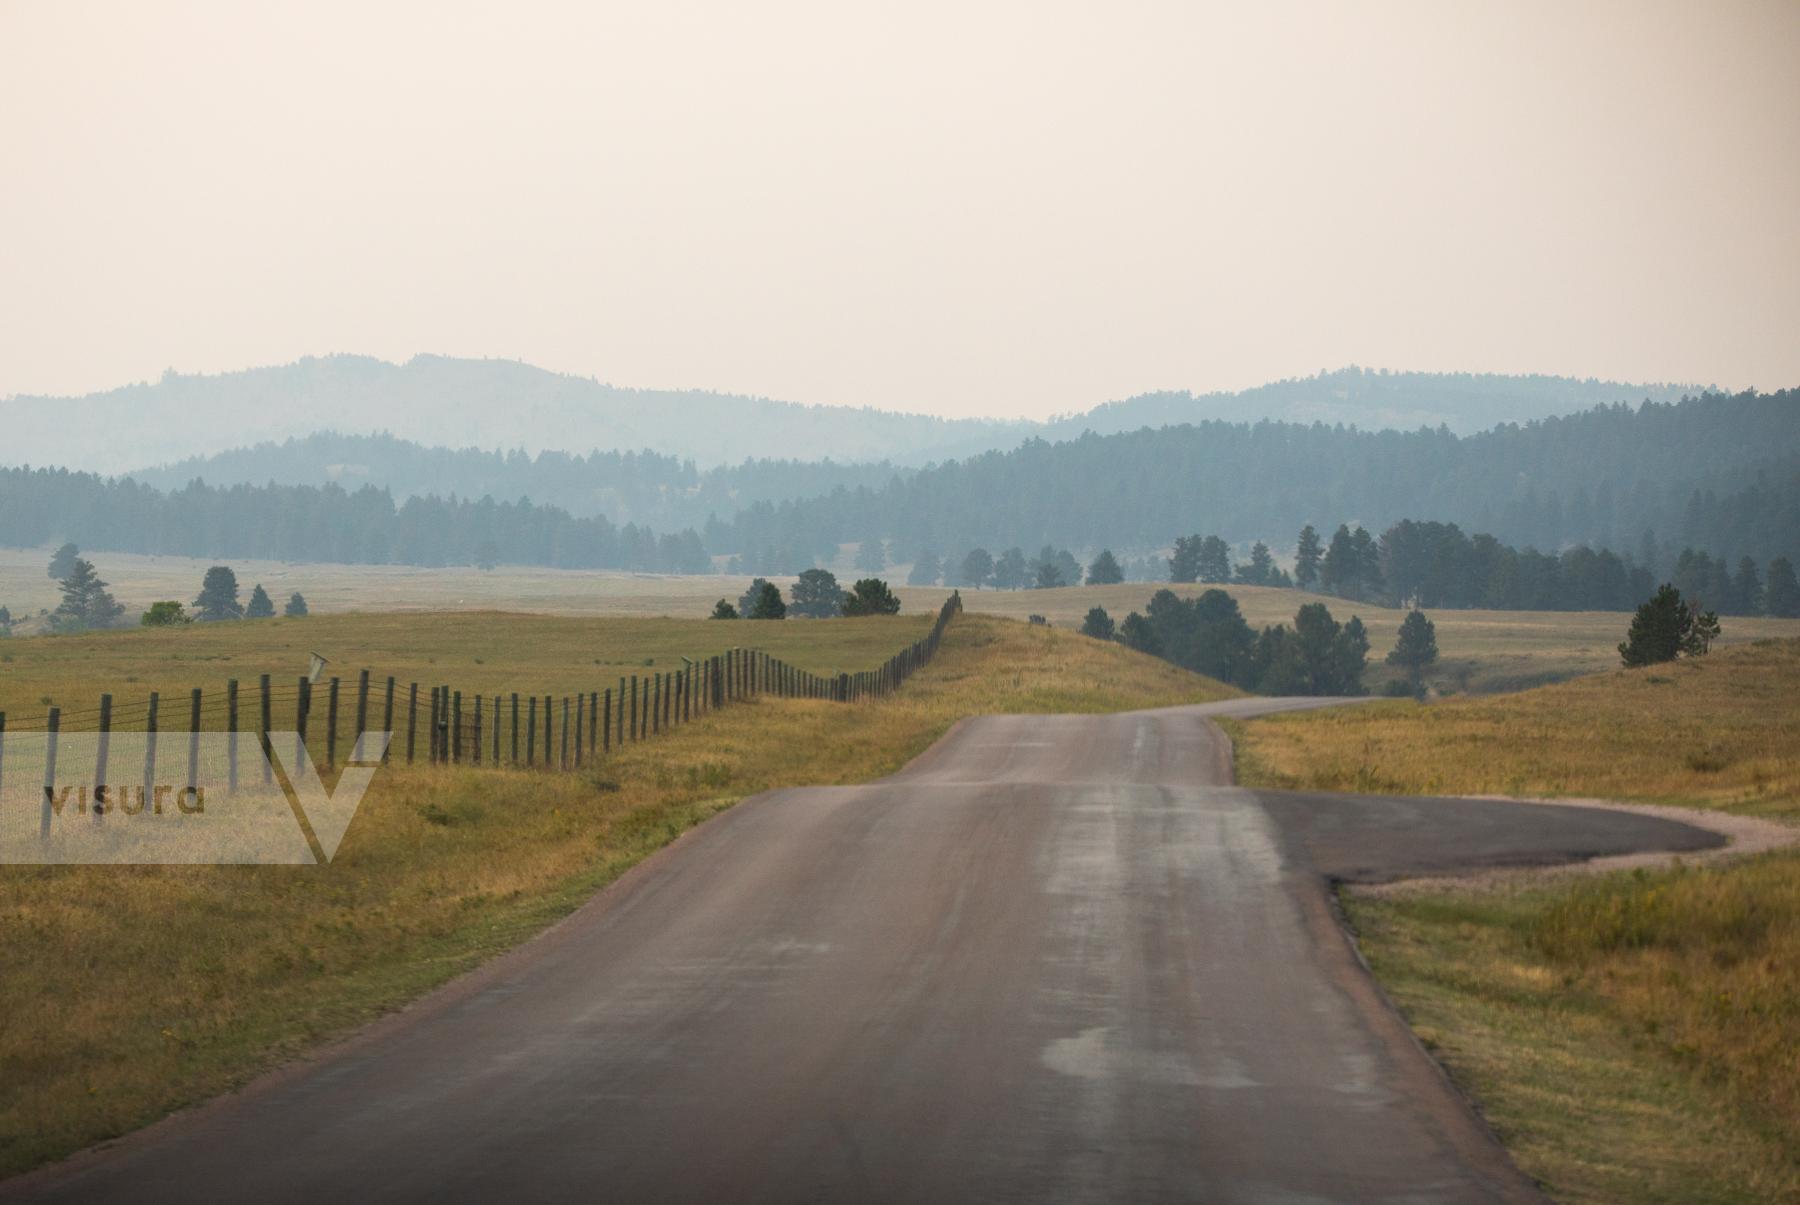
[8,546,1798,696]
[0,613,1236,1176]
[1230,639,1800,1203]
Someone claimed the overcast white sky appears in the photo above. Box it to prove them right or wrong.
[3,0,1797,417]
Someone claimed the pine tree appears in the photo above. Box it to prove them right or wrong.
[1237,542,1274,586]
[1197,536,1232,583]
[1320,525,1357,597]
[284,591,309,618]
[748,581,787,620]
[1765,557,1800,618]
[710,598,740,619]
[959,548,994,590]
[245,583,276,619]
[53,558,125,630]
[47,542,80,581]
[1386,609,1438,698]
[907,549,942,587]
[1619,584,1698,666]
[1080,606,1115,640]
[1086,549,1124,585]
[193,565,243,621]
[1168,535,1201,584]
[855,536,886,574]
[1294,525,1323,590]
[993,548,1029,590]
[1034,561,1065,589]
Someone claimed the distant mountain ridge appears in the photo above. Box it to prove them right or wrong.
[0,355,1702,475]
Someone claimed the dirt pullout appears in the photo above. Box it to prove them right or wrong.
[1355,795,1800,898]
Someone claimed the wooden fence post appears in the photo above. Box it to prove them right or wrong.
[327,677,340,772]
[574,693,584,768]
[543,694,552,763]
[561,697,570,770]
[226,679,240,790]
[493,696,501,764]
[427,686,440,764]
[630,676,639,742]
[260,674,273,784]
[355,669,370,763]
[92,694,112,817]
[186,688,202,802]
[383,676,396,764]
[145,691,162,807]
[511,693,520,765]
[589,690,598,753]
[474,695,484,766]
[40,707,59,840]
[527,696,537,766]
[602,689,612,754]
[407,683,419,765]
[295,679,309,776]
[452,690,463,764]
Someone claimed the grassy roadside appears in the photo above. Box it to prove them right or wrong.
[0,614,1234,1176]
[1229,639,1800,1203]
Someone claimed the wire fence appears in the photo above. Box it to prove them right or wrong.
[0,594,964,794]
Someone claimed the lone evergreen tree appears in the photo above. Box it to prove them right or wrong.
[748,581,787,620]
[47,542,81,581]
[193,565,243,621]
[1086,549,1124,586]
[1237,542,1274,586]
[842,578,902,616]
[1619,584,1717,666]
[1294,525,1322,590]
[993,547,1029,591]
[53,558,125,630]
[284,591,309,618]
[245,583,276,619]
[959,548,994,590]
[1765,557,1800,618]
[0,604,11,635]
[1080,606,1115,640]
[789,568,845,618]
[710,598,740,619]
[1386,609,1438,698]
[1034,561,1065,589]
[1196,536,1233,583]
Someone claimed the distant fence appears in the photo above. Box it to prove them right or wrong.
[0,594,963,793]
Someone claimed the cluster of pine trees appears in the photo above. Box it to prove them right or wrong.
[904,546,1120,590]
[1086,590,1370,695]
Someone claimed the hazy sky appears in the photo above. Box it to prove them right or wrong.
[3,0,1797,418]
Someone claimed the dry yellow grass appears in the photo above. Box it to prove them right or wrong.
[1231,639,1800,1202]
[0,614,1232,1176]
[1233,638,1800,820]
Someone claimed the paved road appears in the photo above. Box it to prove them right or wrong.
[8,700,1721,1204]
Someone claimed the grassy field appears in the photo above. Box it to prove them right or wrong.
[0,613,1235,1176]
[9,546,1799,695]
[0,609,935,731]
[1231,640,1800,1202]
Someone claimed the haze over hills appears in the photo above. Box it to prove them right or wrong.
[1,355,1702,476]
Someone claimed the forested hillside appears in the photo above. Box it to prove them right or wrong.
[130,433,909,529]
[2,389,1793,586]
[713,389,1799,569]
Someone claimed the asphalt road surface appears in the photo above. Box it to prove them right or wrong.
[8,699,1722,1204]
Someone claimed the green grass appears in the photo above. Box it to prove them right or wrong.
[0,613,1234,1176]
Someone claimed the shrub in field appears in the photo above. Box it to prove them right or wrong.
[842,578,901,617]
[284,591,309,618]
[1085,549,1124,586]
[140,601,191,627]
[1080,606,1115,640]
[709,598,740,619]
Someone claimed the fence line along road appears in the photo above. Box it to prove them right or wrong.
[1,595,963,792]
